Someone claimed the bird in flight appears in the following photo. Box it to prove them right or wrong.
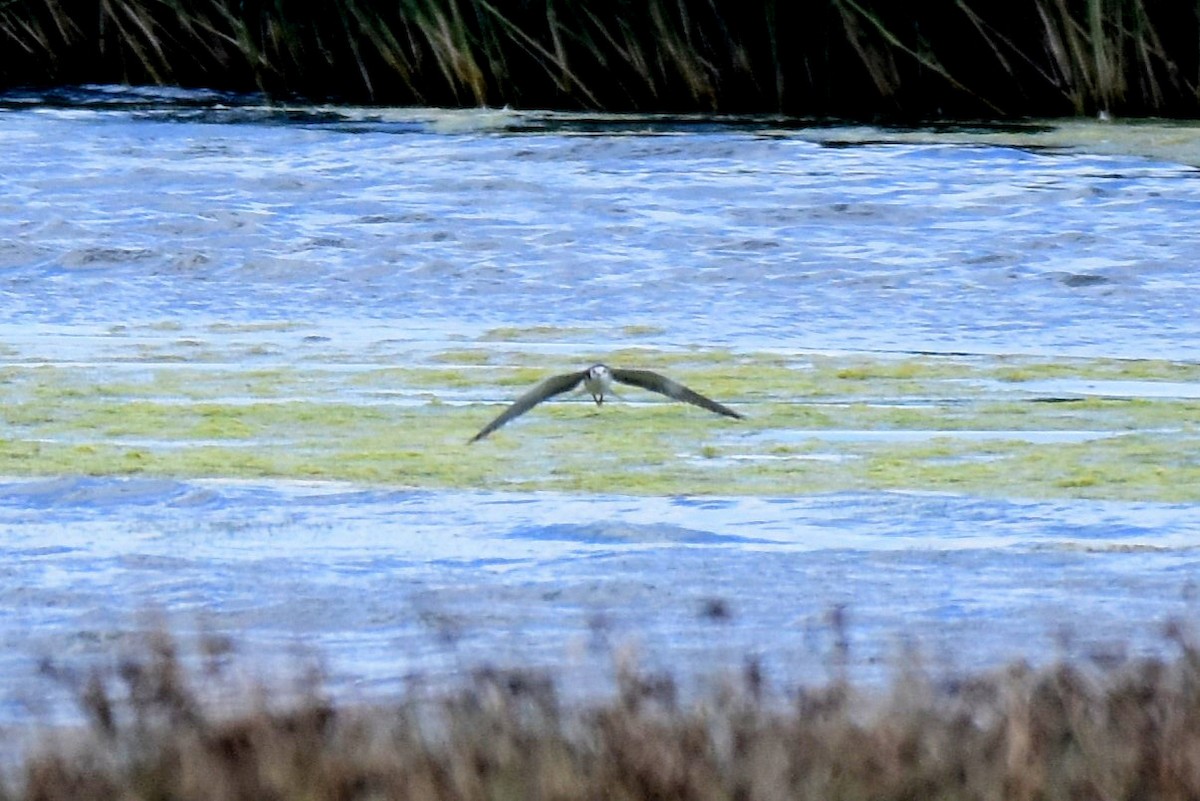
[469,363,743,442]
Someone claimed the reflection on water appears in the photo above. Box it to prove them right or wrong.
[3,88,1200,723]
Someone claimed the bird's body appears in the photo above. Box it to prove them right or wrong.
[582,364,615,404]
[469,364,742,442]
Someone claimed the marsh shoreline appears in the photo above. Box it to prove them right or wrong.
[5,1,1200,118]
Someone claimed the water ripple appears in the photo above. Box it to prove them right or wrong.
[0,477,1196,720]
[2,95,1200,358]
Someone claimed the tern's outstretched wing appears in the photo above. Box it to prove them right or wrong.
[611,368,743,420]
[469,370,589,442]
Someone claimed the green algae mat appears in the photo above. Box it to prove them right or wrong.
[2,325,1198,500]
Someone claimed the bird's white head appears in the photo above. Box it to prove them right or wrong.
[584,364,613,404]
[587,364,611,381]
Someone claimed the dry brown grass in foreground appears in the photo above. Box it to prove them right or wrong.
[13,626,1200,801]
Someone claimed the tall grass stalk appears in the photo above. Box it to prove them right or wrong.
[2,1,1199,118]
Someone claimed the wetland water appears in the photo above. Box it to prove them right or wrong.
[2,88,1200,720]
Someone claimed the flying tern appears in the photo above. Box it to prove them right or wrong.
[469,363,743,442]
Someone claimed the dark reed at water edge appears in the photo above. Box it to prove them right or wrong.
[2,0,1198,118]
[10,625,1200,800]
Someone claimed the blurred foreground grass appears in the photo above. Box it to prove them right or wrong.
[13,623,1200,801]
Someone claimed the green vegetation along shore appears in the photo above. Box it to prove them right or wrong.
[2,324,1198,500]
[3,0,1199,118]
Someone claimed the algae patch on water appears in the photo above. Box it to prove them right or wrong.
[1,347,1197,500]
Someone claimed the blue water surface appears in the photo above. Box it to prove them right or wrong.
[3,89,1200,357]
[0,476,1196,724]
[1,89,1199,724]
